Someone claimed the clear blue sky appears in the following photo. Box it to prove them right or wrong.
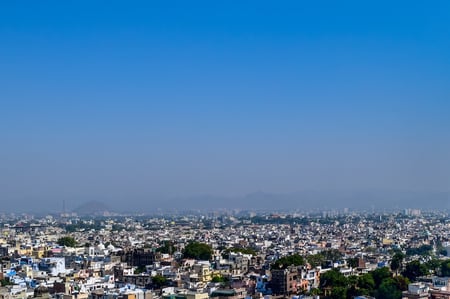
[1,1,449,211]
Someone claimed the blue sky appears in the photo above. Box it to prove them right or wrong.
[1,1,449,211]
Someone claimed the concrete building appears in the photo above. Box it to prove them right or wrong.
[270,266,298,295]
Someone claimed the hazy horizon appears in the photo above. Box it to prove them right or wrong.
[1,1,449,213]
[2,189,449,214]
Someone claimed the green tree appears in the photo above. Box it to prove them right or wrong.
[375,278,402,299]
[134,266,146,274]
[402,260,428,281]
[357,273,375,295]
[371,267,392,288]
[406,245,432,256]
[346,275,359,298]
[426,259,441,275]
[1,278,12,287]
[309,288,320,296]
[57,236,77,247]
[307,249,343,269]
[390,252,405,273]
[441,260,450,277]
[157,241,176,254]
[183,242,213,260]
[211,275,228,283]
[307,253,325,268]
[319,268,347,289]
[347,257,359,268]
[393,275,409,291]
[330,286,347,299]
[272,254,305,269]
[152,275,167,288]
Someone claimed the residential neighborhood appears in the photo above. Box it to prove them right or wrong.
[0,210,449,299]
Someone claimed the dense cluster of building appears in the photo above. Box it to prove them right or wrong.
[0,210,449,299]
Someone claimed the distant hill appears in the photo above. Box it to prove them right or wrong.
[73,201,112,216]
[124,190,450,213]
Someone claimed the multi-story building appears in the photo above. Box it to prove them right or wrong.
[270,266,298,295]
